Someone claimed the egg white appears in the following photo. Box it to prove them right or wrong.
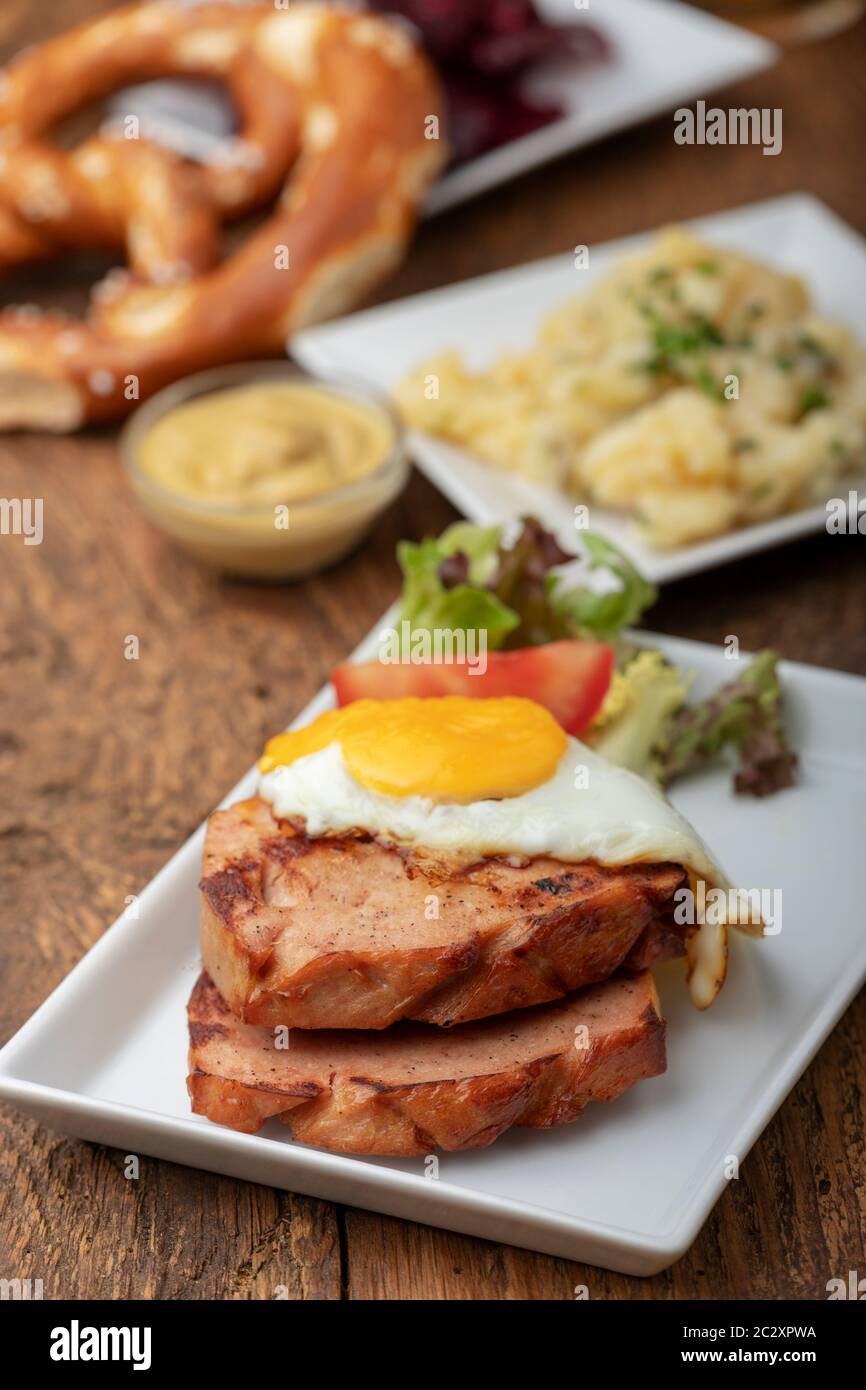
[257,735,730,891]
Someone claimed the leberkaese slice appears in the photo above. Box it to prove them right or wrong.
[200,796,689,1030]
[187,969,666,1154]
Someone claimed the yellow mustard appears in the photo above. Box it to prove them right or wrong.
[125,374,405,580]
[136,381,394,507]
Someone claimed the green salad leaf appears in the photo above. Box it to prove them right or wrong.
[546,532,658,640]
[396,517,656,651]
[659,650,797,796]
[396,525,519,649]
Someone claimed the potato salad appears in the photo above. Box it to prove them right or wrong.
[396,228,866,547]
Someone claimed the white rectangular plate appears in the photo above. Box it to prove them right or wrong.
[429,0,777,215]
[296,193,866,584]
[1,628,865,1275]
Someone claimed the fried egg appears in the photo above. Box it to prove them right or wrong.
[259,696,567,803]
[258,696,746,1007]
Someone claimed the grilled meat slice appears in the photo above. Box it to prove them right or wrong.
[200,797,688,1029]
[187,969,666,1153]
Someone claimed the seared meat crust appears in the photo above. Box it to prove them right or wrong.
[200,797,688,1030]
[187,969,666,1153]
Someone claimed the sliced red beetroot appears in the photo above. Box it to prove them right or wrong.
[471,23,611,77]
[444,76,560,162]
[367,0,611,164]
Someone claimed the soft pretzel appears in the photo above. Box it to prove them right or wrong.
[0,1,446,430]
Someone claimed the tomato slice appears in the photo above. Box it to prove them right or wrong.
[331,639,614,736]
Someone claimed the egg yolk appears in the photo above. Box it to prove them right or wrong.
[259,696,568,803]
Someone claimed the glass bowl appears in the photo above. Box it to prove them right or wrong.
[120,361,408,580]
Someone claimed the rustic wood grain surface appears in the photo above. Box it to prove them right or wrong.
[1,1,864,1301]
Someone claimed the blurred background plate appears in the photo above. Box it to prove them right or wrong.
[428,0,778,213]
[295,193,866,584]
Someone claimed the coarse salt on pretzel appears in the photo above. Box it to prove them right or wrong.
[0,1,446,430]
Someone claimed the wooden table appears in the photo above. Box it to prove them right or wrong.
[1,2,864,1301]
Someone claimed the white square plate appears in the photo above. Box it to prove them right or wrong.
[429,0,777,215]
[296,193,866,584]
[1,626,865,1275]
